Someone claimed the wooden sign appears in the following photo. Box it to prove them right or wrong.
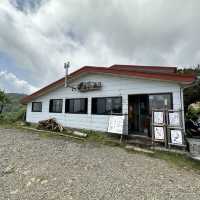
[169,112,180,126]
[154,126,165,140]
[154,111,164,124]
[78,82,102,92]
[108,116,124,134]
[170,130,183,145]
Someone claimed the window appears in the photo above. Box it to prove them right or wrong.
[149,93,172,114]
[32,102,42,112]
[49,99,63,113]
[92,97,122,115]
[65,98,88,114]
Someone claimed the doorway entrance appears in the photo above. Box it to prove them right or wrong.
[128,93,173,136]
[128,95,150,136]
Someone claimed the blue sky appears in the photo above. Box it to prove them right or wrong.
[0,0,200,94]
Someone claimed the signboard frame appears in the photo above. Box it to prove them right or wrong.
[107,115,125,135]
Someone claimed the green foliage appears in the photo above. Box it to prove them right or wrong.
[186,103,200,120]
[0,90,10,113]
[3,93,26,112]
[178,65,200,111]
[0,92,26,124]
[0,107,26,123]
[184,80,200,111]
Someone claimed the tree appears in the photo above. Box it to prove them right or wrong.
[178,65,200,111]
[0,90,10,114]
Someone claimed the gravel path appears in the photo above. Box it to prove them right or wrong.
[0,128,200,200]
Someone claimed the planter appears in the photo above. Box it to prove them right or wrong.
[187,138,200,160]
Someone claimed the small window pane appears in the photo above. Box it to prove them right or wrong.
[49,99,63,113]
[97,98,106,114]
[149,94,172,114]
[112,97,122,114]
[92,97,122,115]
[65,98,88,114]
[32,102,42,112]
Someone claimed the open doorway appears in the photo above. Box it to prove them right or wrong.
[128,95,150,136]
[128,93,173,137]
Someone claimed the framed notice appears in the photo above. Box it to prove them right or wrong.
[169,112,180,126]
[170,130,183,145]
[154,126,165,140]
[154,112,164,124]
[108,116,125,134]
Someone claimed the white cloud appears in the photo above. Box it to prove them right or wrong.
[0,0,200,92]
[0,70,38,94]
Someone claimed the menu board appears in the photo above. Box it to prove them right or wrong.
[170,130,183,145]
[108,116,125,134]
[169,112,180,126]
[154,127,165,140]
[154,112,164,124]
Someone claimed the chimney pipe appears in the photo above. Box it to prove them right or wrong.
[64,61,70,87]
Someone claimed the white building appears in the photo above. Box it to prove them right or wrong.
[21,64,196,137]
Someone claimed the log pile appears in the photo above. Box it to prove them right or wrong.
[38,118,64,132]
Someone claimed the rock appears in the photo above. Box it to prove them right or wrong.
[10,189,18,195]
[26,181,32,187]
[3,165,15,174]
[125,145,154,154]
[73,131,87,138]
[22,170,30,175]
[31,177,36,182]
[41,179,48,185]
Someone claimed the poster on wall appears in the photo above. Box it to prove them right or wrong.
[154,126,165,140]
[170,130,183,145]
[108,116,125,134]
[169,112,180,126]
[154,112,164,124]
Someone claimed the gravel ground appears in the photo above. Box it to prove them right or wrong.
[0,128,200,200]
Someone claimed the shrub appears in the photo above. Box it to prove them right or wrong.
[186,102,200,120]
[0,108,26,123]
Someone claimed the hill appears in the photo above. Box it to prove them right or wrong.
[3,93,26,112]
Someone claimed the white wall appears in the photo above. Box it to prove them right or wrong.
[26,73,183,134]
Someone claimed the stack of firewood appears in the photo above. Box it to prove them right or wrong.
[38,118,64,132]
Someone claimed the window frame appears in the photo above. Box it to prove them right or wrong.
[32,102,42,112]
[91,96,122,115]
[148,92,173,114]
[65,98,88,114]
[49,99,63,113]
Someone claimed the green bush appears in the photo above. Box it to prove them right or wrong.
[0,108,26,123]
[186,103,200,120]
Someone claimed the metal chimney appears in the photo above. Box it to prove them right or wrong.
[64,61,70,87]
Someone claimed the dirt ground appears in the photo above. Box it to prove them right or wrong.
[0,127,200,200]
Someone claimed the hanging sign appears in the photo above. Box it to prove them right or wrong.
[154,112,164,124]
[108,116,124,134]
[154,126,165,140]
[169,112,180,126]
[78,82,102,92]
[170,130,183,145]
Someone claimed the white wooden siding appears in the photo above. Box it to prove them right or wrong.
[26,73,183,134]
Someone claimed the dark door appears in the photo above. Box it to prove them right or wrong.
[128,95,150,135]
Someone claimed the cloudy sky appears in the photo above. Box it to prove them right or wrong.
[0,0,200,94]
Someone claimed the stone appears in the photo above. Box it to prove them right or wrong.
[26,181,32,187]
[3,165,15,174]
[10,189,18,195]
[73,131,87,138]
[41,180,48,185]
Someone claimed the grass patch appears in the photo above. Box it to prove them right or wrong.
[80,129,125,147]
[150,150,200,171]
